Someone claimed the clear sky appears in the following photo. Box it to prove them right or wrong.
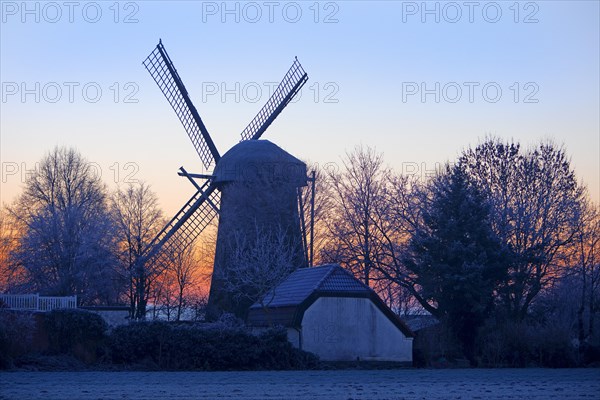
[1,1,599,216]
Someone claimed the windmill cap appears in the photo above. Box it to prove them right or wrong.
[213,140,307,186]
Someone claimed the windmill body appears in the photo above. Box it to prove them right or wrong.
[209,140,308,318]
[139,40,309,320]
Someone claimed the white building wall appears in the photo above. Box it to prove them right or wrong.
[300,297,412,362]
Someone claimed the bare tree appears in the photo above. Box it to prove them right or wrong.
[0,209,25,292]
[8,147,117,305]
[297,162,334,266]
[318,147,428,314]
[369,172,428,313]
[216,224,297,321]
[370,277,424,316]
[321,145,390,286]
[153,236,204,321]
[188,293,209,321]
[171,240,201,320]
[568,200,600,343]
[459,138,586,320]
[111,182,163,318]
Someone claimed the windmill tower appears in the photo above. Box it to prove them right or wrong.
[140,40,309,319]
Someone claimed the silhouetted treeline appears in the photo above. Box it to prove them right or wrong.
[313,138,598,366]
[1,138,598,366]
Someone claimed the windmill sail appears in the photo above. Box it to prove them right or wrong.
[143,41,220,170]
[240,58,308,141]
[141,183,219,270]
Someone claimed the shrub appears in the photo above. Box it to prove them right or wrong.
[257,327,319,369]
[530,323,577,368]
[413,316,580,368]
[44,309,107,363]
[411,321,463,367]
[476,318,578,367]
[108,321,318,370]
[0,310,35,369]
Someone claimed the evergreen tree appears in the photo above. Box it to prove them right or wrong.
[404,165,507,364]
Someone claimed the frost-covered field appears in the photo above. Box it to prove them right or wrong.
[1,369,599,400]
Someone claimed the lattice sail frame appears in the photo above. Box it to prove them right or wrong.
[143,41,220,170]
[240,58,308,141]
[142,183,220,270]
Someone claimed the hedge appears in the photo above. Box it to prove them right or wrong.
[108,322,319,370]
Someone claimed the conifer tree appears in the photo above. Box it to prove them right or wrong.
[405,165,508,364]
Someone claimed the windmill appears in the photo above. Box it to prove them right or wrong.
[139,40,310,319]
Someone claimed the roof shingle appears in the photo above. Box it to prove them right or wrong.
[251,264,371,309]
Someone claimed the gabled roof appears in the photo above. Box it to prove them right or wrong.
[247,264,414,338]
[251,264,370,309]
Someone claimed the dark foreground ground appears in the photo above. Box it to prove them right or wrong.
[1,368,599,400]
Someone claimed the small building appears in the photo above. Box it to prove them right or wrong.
[247,264,414,362]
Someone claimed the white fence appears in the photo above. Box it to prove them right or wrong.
[0,294,78,312]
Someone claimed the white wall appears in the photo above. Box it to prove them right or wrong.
[300,297,412,362]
